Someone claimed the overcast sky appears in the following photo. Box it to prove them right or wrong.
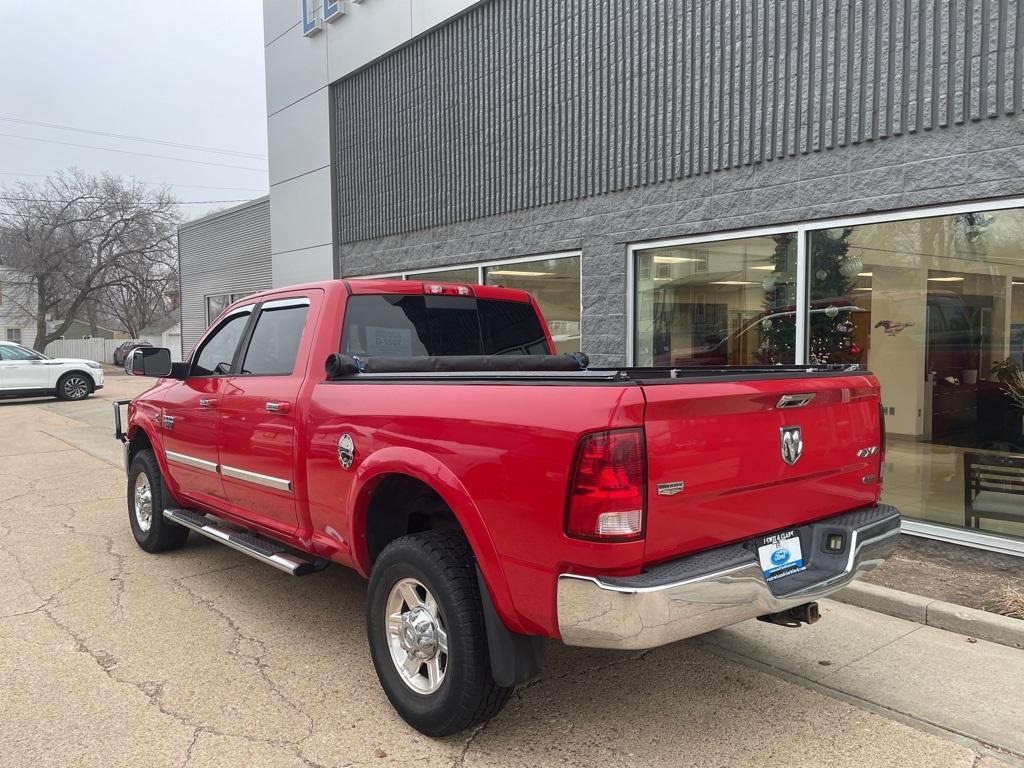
[0,0,269,220]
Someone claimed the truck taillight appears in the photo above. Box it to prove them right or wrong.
[566,429,646,541]
[424,283,474,296]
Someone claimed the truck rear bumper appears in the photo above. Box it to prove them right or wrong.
[557,504,900,650]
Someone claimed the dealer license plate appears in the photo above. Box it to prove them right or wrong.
[757,531,806,582]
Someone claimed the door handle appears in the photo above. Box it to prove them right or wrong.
[265,401,291,414]
[199,398,217,409]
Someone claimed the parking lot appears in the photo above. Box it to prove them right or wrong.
[0,375,1019,768]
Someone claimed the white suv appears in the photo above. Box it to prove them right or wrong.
[0,341,105,401]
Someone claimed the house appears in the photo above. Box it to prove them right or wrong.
[0,267,38,348]
[49,318,120,340]
[141,310,183,361]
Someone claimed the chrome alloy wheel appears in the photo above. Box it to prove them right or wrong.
[64,376,89,399]
[385,577,449,694]
[133,471,153,533]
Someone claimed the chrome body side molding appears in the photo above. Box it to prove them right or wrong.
[220,464,292,493]
[166,450,218,473]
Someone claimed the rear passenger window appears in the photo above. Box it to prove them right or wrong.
[240,302,309,376]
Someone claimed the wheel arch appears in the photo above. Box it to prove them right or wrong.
[126,418,178,501]
[348,446,524,635]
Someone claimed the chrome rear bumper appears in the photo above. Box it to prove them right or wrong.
[557,504,900,650]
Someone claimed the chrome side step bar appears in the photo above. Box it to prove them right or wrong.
[163,508,328,576]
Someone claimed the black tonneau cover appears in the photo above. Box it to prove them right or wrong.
[324,353,863,383]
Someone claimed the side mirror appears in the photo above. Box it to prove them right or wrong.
[126,347,173,377]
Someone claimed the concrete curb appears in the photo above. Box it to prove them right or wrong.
[832,581,1024,651]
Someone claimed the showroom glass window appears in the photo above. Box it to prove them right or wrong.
[483,256,581,354]
[411,267,479,284]
[808,208,1024,541]
[206,292,252,325]
[633,235,798,366]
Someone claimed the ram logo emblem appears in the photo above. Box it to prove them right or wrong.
[780,426,803,466]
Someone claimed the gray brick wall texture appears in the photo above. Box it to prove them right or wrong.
[332,0,1024,366]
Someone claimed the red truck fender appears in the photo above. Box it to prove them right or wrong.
[346,445,526,635]
[126,409,177,494]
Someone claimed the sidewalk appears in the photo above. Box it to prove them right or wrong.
[701,598,1024,762]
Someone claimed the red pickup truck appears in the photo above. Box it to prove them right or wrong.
[115,278,899,735]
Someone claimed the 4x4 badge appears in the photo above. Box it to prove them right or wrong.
[780,426,803,466]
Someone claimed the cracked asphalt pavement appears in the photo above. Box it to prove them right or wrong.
[0,376,1014,767]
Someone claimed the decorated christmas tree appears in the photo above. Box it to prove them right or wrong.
[758,229,863,365]
[757,234,797,364]
[809,228,861,364]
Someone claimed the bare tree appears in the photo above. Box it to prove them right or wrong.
[103,255,179,338]
[0,169,180,350]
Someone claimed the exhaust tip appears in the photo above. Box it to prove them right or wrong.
[757,602,820,628]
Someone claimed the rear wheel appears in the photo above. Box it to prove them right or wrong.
[128,449,189,553]
[56,372,92,401]
[366,531,512,736]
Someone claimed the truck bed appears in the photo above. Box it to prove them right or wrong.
[310,359,884,634]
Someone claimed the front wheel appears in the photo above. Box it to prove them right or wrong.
[366,531,512,736]
[128,449,189,553]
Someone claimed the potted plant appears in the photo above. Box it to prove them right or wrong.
[991,358,1022,385]
[963,349,980,385]
[991,358,1024,439]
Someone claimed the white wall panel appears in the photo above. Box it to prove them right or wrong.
[269,167,333,257]
[268,88,330,185]
[272,244,335,287]
[265,21,328,116]
[264,0,315,45]
[326,0,412,83]
[410,0,479,35]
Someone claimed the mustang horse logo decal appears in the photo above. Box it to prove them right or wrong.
[875,320,915,337]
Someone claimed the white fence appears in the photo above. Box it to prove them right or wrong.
[43,336,182,364]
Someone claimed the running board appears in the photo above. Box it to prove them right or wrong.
[163,508,329,576]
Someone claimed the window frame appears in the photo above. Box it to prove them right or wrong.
[235,297,312,378]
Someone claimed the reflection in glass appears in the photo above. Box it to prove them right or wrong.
[205,294,230,324]
[484,256,581,354]
[411,267,480,284]
[808,208,1024,541]
[633,235,798,366]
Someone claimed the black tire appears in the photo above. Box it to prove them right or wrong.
[128,449,189,553]
[55,372,93,401]
[366,531,513,736]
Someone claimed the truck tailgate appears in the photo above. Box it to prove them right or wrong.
[641,374,882,564]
